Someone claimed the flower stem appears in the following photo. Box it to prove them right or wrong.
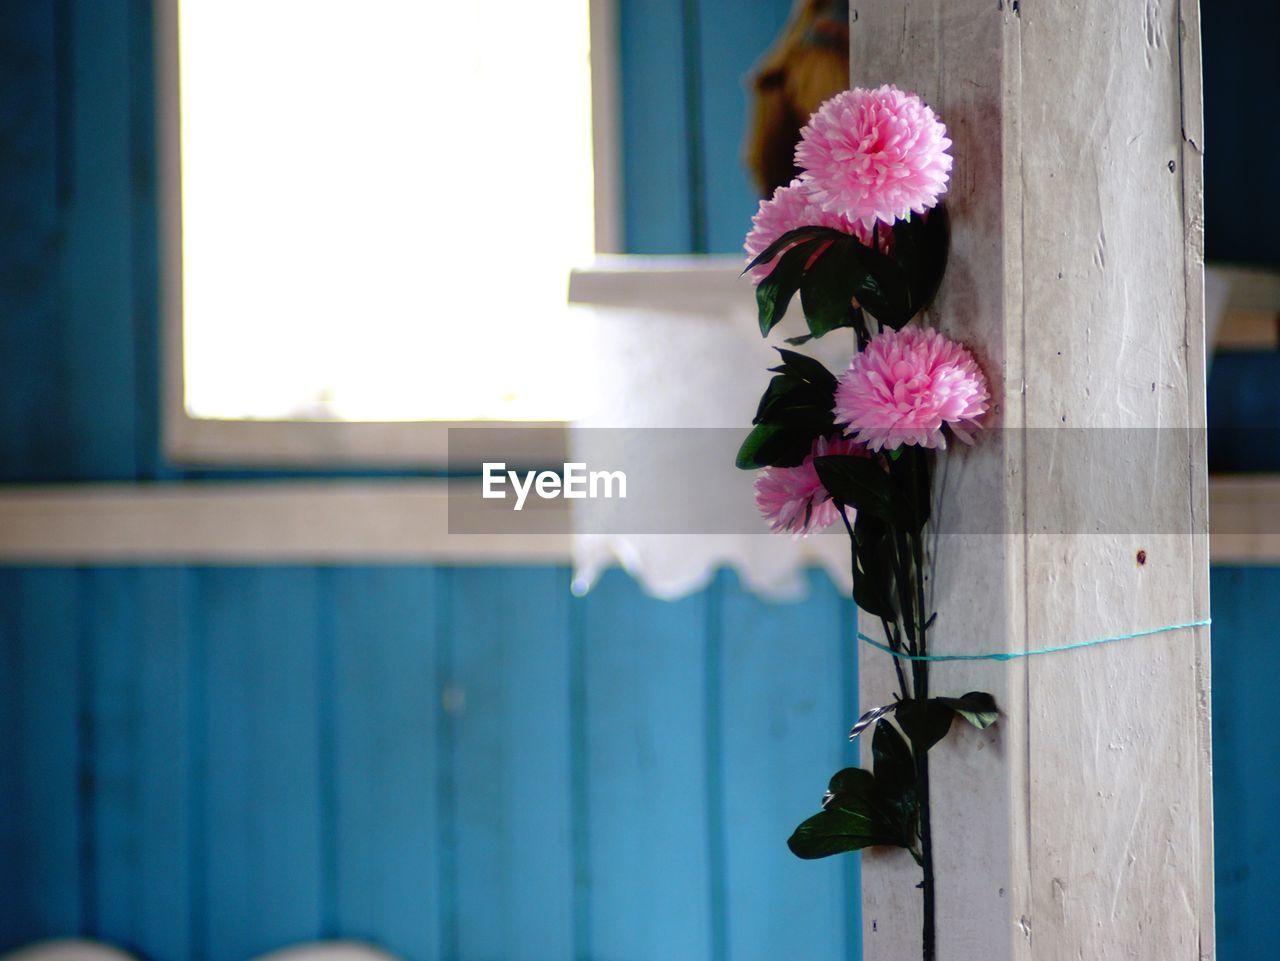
[839,508,912,700]
[910,453,936,961]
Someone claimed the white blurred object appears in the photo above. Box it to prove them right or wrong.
[0,941,137,961]
[251,942,403,961]
[1204,265,1230,358]
[567,257,853,601]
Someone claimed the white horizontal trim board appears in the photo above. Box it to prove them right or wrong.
[0,477,1275,565]
[0,482,568,565]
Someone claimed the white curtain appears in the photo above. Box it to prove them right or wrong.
[567,257,854,601]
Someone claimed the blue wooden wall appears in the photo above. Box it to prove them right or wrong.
[617,0,792,253]
[1208,568,1280,961]
[0,2,866,958]
[1202,0,1280,268]
[1,1,1278,960]
[0,566,860,961]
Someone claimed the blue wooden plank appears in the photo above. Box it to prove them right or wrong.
[447,567,575,960]
[1208,353,1280,472]
[200,568,324,961]
[0,0,65,481]
[0,570,84,945]
[83,568,135,941]
[128,0,165,480]
[618,0,694,253]
[83,568,192,960]
[718,568,854,961]
[1202,0,1280,267]
[838,593,861,960]
[0,570,31,950]
[576,568,713,961]
[328,567,439,961]
[0,571,26,948]
[134,568,195,959]
[62,0,137,479]
[695,0,793,253]
[1210,567,1280,961]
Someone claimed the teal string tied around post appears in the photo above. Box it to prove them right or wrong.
[856,617,1212,662]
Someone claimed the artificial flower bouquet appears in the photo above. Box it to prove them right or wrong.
[737,84,998,961]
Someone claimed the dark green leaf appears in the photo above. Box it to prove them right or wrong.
[890,206,950,317]
[824,766,877,805]
[787,765,911,860]
[735,422,815,470]
[887,445,933,532]
[896,698,956,753]
[756,238,826,336]
[853,512,899,621]
[753,374,812,425]
[868,722,921,848]
[744,224,850,275]
[847,239,914,329]
[935,691,999,729]
[871,719,915,795]
[814,455,900,525]
[787,803,903,859]
[800,238,868,337]
[769,348,837,390]
[736,350,839,469]
[852,565,896,620]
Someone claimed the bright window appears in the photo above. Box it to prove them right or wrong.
[177,0,598,426]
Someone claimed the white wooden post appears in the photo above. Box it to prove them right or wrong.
[851,2,1214,959]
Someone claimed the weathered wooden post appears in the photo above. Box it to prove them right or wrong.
[851,2,1214,958]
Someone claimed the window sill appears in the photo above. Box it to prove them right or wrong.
[0,475,1272,564]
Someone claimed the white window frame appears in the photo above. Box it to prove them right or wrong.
[154,0,622,469]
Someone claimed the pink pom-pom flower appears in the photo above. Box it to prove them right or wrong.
[755,434,868,536]
[743,179,888,285]
[795,85,952,230]
[833,326,989,451]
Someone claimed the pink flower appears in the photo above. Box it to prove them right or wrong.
[833,326,989,451]
[755,435,867,536]
[795,85,952,230]
[743,179,887,284]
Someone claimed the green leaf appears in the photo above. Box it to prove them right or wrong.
[890,206,950,317]
[799,238,868,337]
[852,512,899,621]
[735,422,814,470]
[736,350,839,470]
[887,445,933,533]
[814,455,900,525]
[752,374,809,425]
[868,722,921,847]
[787,802,902,860]
[847,240,914,329]
[935,691,1000,729]
[744,224,850,275]
[852,565,896,620]
[871,719,915,795]
[795,207,947,331]
[787,765,910,860]
[895,698,956,753]
[756,238,826,336]
[769,348,837,391]
[824,766,877,805]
